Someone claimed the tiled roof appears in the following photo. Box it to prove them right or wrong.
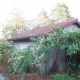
[8,18,80,41]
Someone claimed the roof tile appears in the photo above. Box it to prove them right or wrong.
[8,18,80,41]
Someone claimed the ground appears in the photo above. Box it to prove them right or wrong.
[0,62,53,80]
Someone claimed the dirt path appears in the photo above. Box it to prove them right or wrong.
[0,74,6,80]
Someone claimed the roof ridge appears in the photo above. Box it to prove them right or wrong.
[8,18,80,41]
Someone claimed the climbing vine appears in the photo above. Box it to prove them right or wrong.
[8,26,80,76]
[32,26,80,74]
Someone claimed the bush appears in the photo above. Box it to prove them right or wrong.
[52,73,75,80]
[8,48,38,74]
[0,40,12,62]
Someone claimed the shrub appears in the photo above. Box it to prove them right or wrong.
[0,40,12,62]
[8,48,38,74]
[52,73,75,80]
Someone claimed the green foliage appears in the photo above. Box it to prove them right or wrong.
[0,40,12,54]
[65,31,80,55]
[37,3,72,27]
[8,48,38,74]
[64,31,80,74]
[52,73,75,80]
[2,8,27,39]
[0,40,12,62]
[32,26,80,75]
[8,26,80,76]
[32,26,64,50]
[51,3,72,22]
[31,26,66,74]
[37,9,53,26]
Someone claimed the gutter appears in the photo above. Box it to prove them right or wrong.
[7,36,42,41]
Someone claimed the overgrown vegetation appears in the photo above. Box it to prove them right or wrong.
[0,40,12,62]
[51,73,75,80]
[32,27,80,75]
[33,27,80,78]
[65,31,80,75]
[0,26,80,80]
[8,48,38,74]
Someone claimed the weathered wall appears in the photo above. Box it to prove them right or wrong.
[64,24,79,32]
[14,41,35,50]
[37,48,66,75]
[45,48,65,74]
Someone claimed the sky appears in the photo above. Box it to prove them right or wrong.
[0,0,80,37]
